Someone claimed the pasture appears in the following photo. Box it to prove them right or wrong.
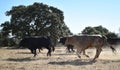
[0,46,120,70]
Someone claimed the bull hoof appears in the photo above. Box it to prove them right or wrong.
[91,60,96,63]
[33,55,36,57]
[33,54,37,57]
[47,53,51,56]
[78,56,81,58]
[85,55,89,58]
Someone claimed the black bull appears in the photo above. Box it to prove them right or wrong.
[107,38,120,45]
[19,36,55,57]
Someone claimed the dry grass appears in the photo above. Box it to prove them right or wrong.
[0,46,120,70]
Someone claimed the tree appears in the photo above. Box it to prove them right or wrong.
[1,2,72,46]
[0,21,11,47]
[94,26,109,35]
[105,32,117,38]
[82,26,100,35]
[82,25,117,38]
[1,21,11,37]
[82,25,109,35]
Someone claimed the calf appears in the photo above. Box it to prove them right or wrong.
[59,35,116,61]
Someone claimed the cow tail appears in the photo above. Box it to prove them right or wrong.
[102,35,116,53]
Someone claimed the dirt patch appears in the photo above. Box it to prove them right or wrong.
[0,47,120,70]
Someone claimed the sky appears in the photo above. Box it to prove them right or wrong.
[0,0,120,34]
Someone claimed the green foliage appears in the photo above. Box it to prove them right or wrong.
[82,25,108,35]
[105,32,117,38]
[1,21,11,37]
[82,25,117,38]
[82,27,99,35]
[0,2,72,47]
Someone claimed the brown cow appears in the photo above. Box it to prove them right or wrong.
[59,35,116,61]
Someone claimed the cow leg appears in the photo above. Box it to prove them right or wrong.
[92,47,102,61]
[83,50,89,58]
[65,47,70,53]
[76,49,82,58]
[67,46,71,53]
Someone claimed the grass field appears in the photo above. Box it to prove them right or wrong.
[0,46,120,70]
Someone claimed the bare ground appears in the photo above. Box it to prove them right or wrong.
[0,46,120,70]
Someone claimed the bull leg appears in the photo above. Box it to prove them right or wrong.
[83,50,89,58]
[38,49,41,53]
[72,49,75,52]
[92,47,102,61]
[30,49,34,54]
[33,49,37,57]
[71,47,75,52]
[47,47,51,56]
[30,49,37,57]
[52,46,55,52]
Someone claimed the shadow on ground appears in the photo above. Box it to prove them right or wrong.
[16,52,31,54]
[6,47,22,50]
[4,57,49,62]
[48,59,120,66]
[48,59,95,66]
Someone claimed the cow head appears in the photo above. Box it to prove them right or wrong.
[59,37,67,45]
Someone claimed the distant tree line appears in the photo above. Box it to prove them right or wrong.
[0,2,118,47]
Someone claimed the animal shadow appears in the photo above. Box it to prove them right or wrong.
[5,57,48,62]
[16,52,31,54]
[5,57,39,62]
[48,59,120,66]
[48,59,95,66]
